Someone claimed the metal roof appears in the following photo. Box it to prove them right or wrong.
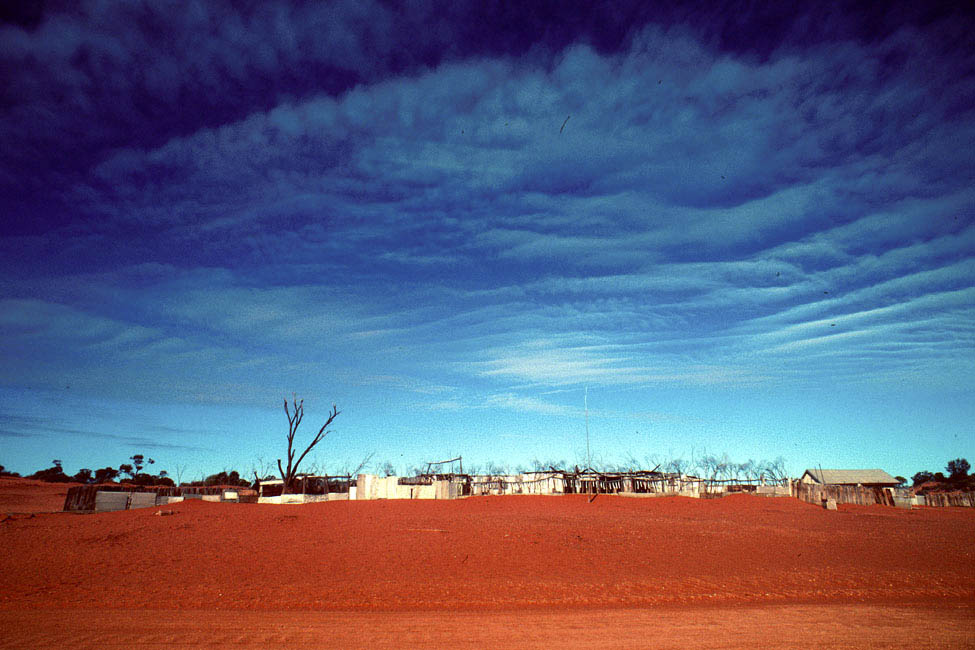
[802,469,899,485]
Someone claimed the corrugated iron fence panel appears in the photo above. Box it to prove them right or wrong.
[128,492,157,509]
[64,486,181,512]
[94,491,130,512]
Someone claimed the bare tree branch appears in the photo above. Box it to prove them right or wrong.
[277,396,340,493]
[348,451,375,477]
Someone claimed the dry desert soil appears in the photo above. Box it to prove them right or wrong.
[0,477,973,648]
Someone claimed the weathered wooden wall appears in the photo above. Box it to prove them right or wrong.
[795,483,894,507]
[919,492,975,507]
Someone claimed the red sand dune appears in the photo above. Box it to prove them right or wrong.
[0,476,80,514]
[1,479,973,647]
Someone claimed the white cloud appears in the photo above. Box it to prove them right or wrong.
[3,14,972,407]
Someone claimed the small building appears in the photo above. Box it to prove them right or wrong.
[355,474,469,500]
[800,469,900,488]
[257,475,353,503]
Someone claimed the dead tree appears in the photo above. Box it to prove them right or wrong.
[278,395,340,494]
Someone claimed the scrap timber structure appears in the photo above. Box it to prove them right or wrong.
[462,466,791,498]
[256,474,354,503]
[62,484,258,512]
[358,458,472,500]
[64,465,788,511]
[68,459,973,511]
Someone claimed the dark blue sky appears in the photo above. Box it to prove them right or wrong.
[1,0,973,480]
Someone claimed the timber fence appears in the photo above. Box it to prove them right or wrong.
[918,491,975,507]
[797,482,975,508]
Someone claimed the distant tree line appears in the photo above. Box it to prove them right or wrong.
[183,470,251,488]
[2,455,175,486]
[912,458,972,491]
[13,452,963,492]
[1,458,255,489]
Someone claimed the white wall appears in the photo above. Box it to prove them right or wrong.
[355,475,442,500]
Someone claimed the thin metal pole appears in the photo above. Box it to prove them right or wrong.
[585,386,590,469]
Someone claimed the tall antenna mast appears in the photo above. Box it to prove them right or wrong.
[585,386,590,468]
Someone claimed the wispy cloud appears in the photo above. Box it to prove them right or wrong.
[0,412,212,452]
[0,2,972,475]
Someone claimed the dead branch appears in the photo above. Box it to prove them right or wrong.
[277,395,340,493]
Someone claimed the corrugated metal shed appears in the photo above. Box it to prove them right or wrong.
[801,469,899,486]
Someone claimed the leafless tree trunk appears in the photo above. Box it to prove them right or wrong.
[277,395,340,494]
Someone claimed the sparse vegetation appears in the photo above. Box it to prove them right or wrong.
[530,459,566,472]
[93,467,119,483]
[130,454,154,479]
[912,458,973,492]
[13,448,968,496]
[485,461,509,476]
[72,468,93,483]
[947,458,970,482]
[186,470,250,488]
[911,471,933,486]
[13,455,172,486]
[27,460,71,483]
[693,455,788,484]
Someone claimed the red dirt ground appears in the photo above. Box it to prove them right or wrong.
[0,476,79,514]
[1,478,973,647]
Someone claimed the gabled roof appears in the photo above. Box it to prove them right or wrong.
[802,469,899,485]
